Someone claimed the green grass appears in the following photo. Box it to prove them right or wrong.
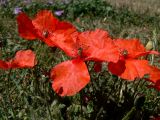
[0,0,160,119]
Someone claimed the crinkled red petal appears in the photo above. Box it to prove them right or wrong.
[50,59,90,96]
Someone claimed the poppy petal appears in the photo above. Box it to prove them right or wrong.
[154,80,160,91]
[56,21,76,30]
[108,59,151,80]
[32,10,76,47]
[134,50,160,58]
[147,66,160,83]
[78,29,120,62]
[114,39,146,58]
[10,50,37,68]
[50,59,90,96]
[0,60,10,69]
[32,10,59,46]
[32,10,58,33]
[17,12,37,40]
[49,29,79,57]
[108,60,126,76]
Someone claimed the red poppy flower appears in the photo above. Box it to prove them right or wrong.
[108,39,158,80]
[78,29,120,62]
[17,10,76,47]
[50,59,90,96]
[0,50,37,69]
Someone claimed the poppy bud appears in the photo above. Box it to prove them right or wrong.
[145,41,153,50]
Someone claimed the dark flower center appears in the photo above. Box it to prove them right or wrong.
[120,49,128,57]
[42,30,49,38]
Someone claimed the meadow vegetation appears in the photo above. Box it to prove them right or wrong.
[0,0,160,119]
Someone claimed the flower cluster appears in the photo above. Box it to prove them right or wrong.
[1,10,160,96]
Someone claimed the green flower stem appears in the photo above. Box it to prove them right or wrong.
[122,107,136,120]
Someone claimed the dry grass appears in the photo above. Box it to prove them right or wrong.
[29,0,160,15]
[106,0,160,15]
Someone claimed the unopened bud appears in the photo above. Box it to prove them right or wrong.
[145,41,153,50]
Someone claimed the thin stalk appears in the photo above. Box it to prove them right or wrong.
[124,81,128,94]
[46,102,52,120]
[150,29,157,65]
[152,97,160,112]
[95,107,103,120]
[80,92,83,118]
[133,79,141,98]
[44,83,52,120]
[122,107,136,120]
[7,69,12,97]
[1,97,9,120]
[117,78,123,102]
[7,69,16,119]
[107,76,118,100]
